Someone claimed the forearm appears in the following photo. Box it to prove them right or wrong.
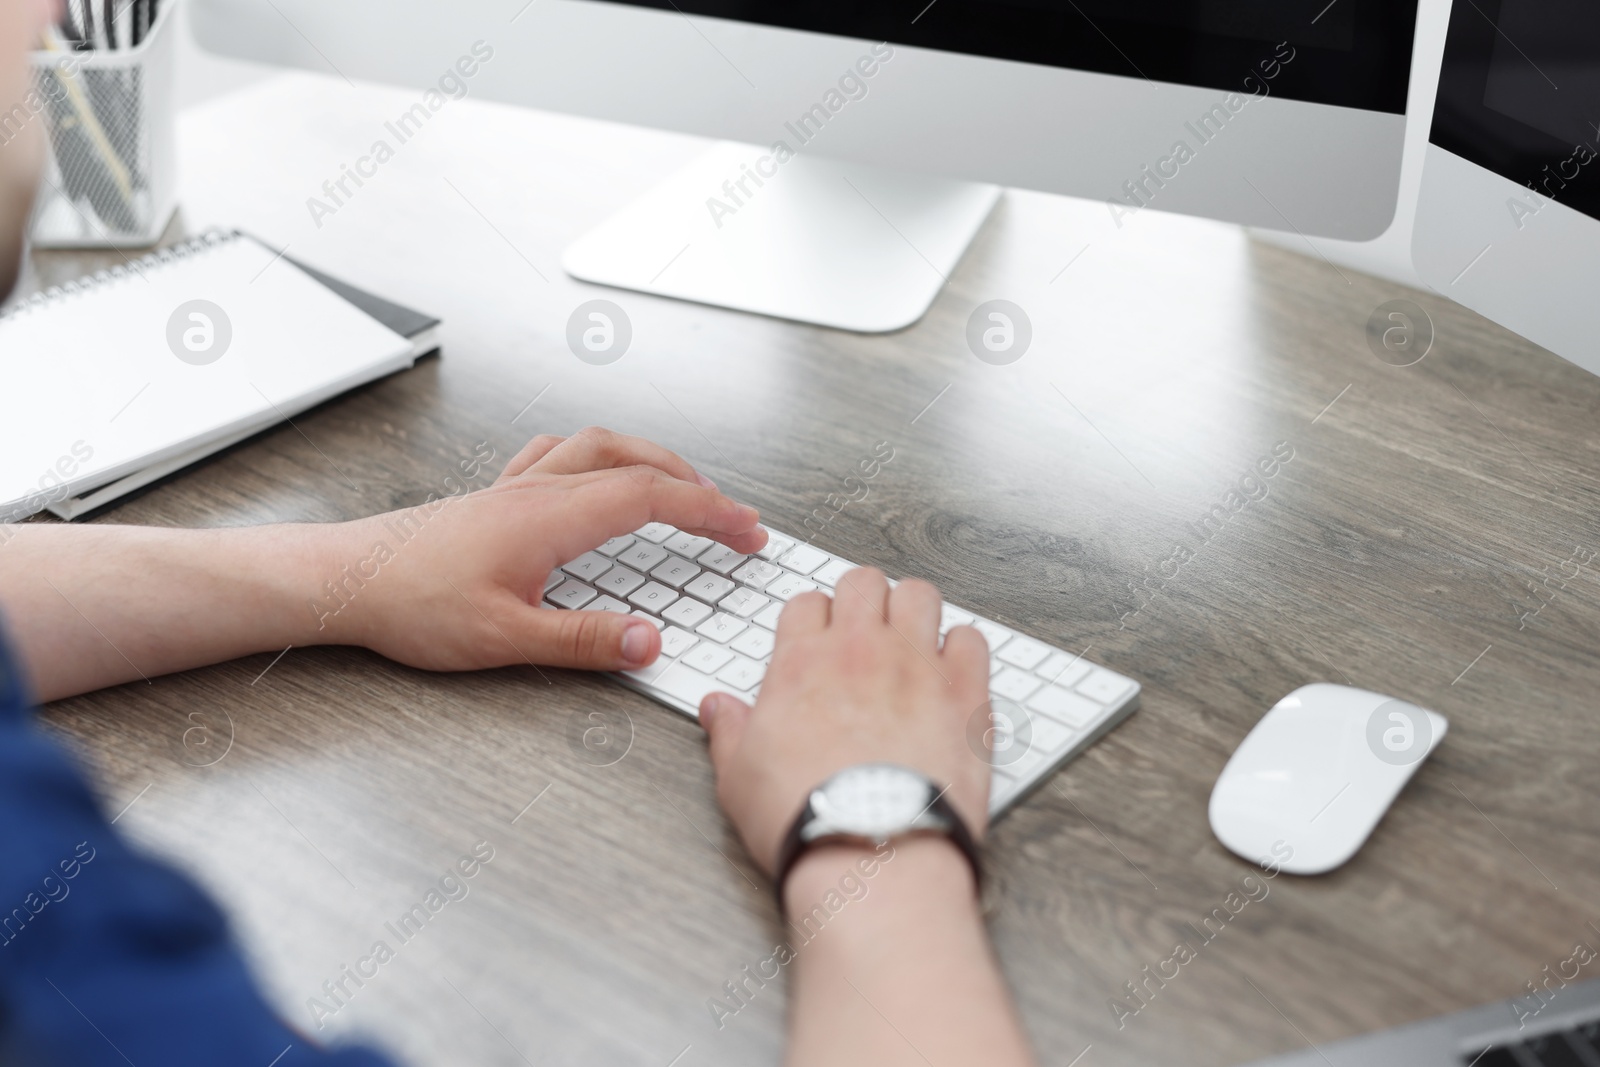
[0,521,354,701]
[784,838,1037,1067]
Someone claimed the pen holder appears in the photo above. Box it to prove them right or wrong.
[25,0,180,249]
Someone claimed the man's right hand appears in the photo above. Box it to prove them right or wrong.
[699,568,1039,1067]
[698,567,992,883]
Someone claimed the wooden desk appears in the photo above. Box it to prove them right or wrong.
[24,72,1600,1067]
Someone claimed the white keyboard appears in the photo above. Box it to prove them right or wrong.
[544,522,1140,815]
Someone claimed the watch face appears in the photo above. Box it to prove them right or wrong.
[811,764,931,839]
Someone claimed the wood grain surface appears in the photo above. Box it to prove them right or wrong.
[16,70,1600,1067]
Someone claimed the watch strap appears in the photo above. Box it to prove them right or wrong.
[773,775,982,910]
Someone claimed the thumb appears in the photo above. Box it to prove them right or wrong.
[511,607,661,670]
[699,691,752,768]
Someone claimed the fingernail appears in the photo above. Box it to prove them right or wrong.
[695,471,718,490]
[621,622,652,665]
[700,693,724,724]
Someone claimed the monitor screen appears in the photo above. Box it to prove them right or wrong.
[595,0,1415,112]
[1432,0,1600,222]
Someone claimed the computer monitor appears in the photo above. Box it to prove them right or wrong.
[192,0,1419,330]
[1412,0,1600,380]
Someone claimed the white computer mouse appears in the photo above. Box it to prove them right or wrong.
[1208,683,1448,875]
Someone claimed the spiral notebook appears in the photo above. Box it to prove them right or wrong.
[0,231,438,522]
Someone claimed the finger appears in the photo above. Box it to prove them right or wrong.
[941,625,991,698]
[542,467,762,564]
[699,691,752,767]
[775,589,830,641]
[509,605,661,670]
[529,426,713,487]
[832,567,890,630]
[556,471,767,553]
[495,434,567,483]
[888,578,941,652]
[673,523,769,556]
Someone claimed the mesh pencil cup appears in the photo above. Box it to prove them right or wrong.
[25,0,180,249]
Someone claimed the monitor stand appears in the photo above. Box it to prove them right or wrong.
[562,142,1000,334]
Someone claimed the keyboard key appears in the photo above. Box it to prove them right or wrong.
[622,656,672,685]
[717,655,766,691]
[618,542,669,573]
[988,716,1024,762]
[998,635,1051,671]
[780,544,831,575]
[1576,1024,1600,1056]
[989,765,1020,800]
[634,523,675,543]
[595,565,647,598]
[1078,668,1134,706]
[973,619,1012,652]
[719,587,771,619]
[753,602,786,630]
[659,626,698,658]
[590,595,631,614]
[663,597,714,630]
[650,556,701,589]
[630,610,664,630]
[665,531,714,558]
[939,604,975,632]
[1027,713,1075,754]
[561,551,613,582]
[1039,651,1091,688]
[732,559,783,589]
[811,558,854,587]
[991,668,1043,702]
[696,612,749,643]
[766,574,818,602]
[596,534,635,557]
[730,626,775,659]
[543,571,564,593]
[547,580,597,609]
[654,662,728,713]
[756,532,795,561]
[1464,1049,1520,1067]
[697,544,749,575]
[683,641,736,675]
[1027,685,1101,728]
[685,572,735,604]
[626,581,678,612]
[1522,1035,1589,1067]
[1009,744,1047,779]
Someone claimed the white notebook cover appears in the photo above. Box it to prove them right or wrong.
[0,232,415,520]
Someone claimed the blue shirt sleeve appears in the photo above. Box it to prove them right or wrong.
[0,621,397,1067]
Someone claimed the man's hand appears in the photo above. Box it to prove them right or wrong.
[326,427,766,674]
[699,568,1039,1067]
[698,567,991,877]
[0,427,765,700]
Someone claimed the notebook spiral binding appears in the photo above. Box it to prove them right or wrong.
[1,228,241,323]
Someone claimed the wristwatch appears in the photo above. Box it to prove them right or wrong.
[773,763,982,907]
